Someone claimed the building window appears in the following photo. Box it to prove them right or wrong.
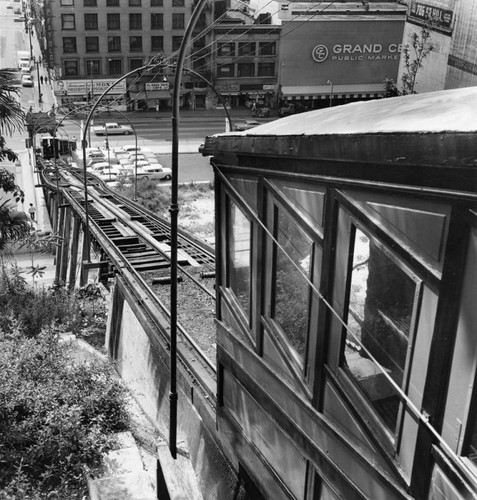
[64,60,78,76]
[172,0,184,6]
[61,14,75,30]
[151,36,164,52]
[151,0,163,5]
[61,0,74,5]
[129,0,141,5]
[228,202,252,319]
[63,37,77,53]
[172,13,184,29]
[258,62,274,77]
[218,42,235,57]
[84,0,97,6]
[172,36,182,51]
[106,0,119,5]
[86,60,101,76]
[108,59,122,75]
[130,58,143,71]
[343,227,419,435]
[238,42,255,56]
[129,13,142,30]
[151,13,163,30]
[237,63,254,77]
[259,41,276,56]
[107,13,120,30]
[130,36,142,52]
[84,13,98,30]
[85,37,99,52]
[108,36,121,52]
[272,204,313,366]
[217,64,234,78]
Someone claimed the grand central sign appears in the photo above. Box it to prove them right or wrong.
[312,43,402,63]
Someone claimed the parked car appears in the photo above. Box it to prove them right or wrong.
[233,120,260,131]
[93,122,133,136]
[86,158,109,169]
[98,167,121,181]
[21,74,33,87]
[121,145,142,153]
[14,7,21,14]
[120,159,150,169]
[137,164,172,181]
[7,4,13,9]
[14,15,25,22]
[278,103,296,117]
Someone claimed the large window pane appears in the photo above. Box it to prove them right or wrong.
[229,204,251,316]
[273,206,312,365]
[344,228,417,434]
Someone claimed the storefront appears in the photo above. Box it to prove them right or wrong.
[53,79,127,112]
[279,11,407,107]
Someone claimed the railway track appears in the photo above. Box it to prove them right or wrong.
[39,160,217,403]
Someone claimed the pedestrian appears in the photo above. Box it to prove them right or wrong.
[28,204,36,222]
[40,76,44,85]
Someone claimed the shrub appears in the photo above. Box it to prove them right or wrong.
[0,326,129,498]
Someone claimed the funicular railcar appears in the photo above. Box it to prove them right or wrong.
[203,87,477,499]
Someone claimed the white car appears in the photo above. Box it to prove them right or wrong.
[21,74,33,87]
[120,159,150,169]
[99,167,121,181]
[121,145,142,153]
[136,164,172,181]
[87,161,110,173]
[93,122,133,136]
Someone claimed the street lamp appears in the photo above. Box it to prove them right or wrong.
[327,80,334,108]
[33,56,42,105]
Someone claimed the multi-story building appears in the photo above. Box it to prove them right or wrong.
[397,0,477,92]
[277,1,408,110]
[212,22,281,109]
[43,0,215,110]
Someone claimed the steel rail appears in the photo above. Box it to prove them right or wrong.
[38,163,217,394]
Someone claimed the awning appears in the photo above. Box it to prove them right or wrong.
[282,84,385,100]
[130,90,171,101]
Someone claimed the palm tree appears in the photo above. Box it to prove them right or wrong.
[0,68,29,262]
[0,68,25,202]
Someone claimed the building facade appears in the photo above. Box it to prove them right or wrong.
[277,1,407,109]
[397,0,477,93]
[43,0,215,110]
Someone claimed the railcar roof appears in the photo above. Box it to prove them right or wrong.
[234,87,477,136]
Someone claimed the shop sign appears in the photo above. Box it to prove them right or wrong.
[216,84,240,92]
[263,85,275,90]
[409,1,453,30]
[54,79,126,96]
[312,43,402,63]
[146,82,170,91]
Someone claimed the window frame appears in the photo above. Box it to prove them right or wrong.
[151,13,163,30]
[129,0,142,5]
[217,63,234,78]
[151,0,163,5]
[108,36,121,52]
[237,63,255,78]
[172,12,185,29]
[106,0,119,5]
[61,14,76,30]
[61,0,74,5]
[258,62,275,77]
[130,36,143,52]
[85,36,99,53]
[331,205,423,451]
[63,37,77,53]
[83,0,97,6]
[259,41,276,56]
[238,42,256,57]
[151,36,164,52]
[129,13,142,30]
[108,58,122,75]
[86,59,101,76]
[107,13,120,30]
[64,59,79,76]
[218,42,235,57]
[84,13,98,30]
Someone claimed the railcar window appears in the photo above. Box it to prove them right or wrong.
[465,417,477,464]
[343,228,417,434]
[229,203,251,317]
[273,206,312,365]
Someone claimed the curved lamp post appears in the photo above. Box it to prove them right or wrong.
[169,0,209,459]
